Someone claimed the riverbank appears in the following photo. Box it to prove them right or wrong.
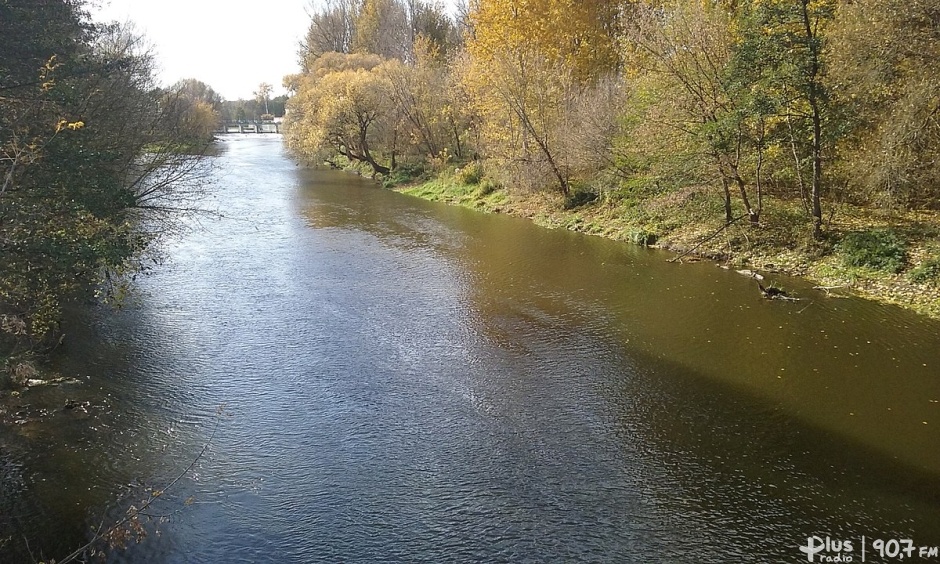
[392,169,940,320]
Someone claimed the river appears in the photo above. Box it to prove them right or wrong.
[2,135,939,562]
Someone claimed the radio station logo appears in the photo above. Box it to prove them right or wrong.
[799,536,854,562]
[798,535,940,562]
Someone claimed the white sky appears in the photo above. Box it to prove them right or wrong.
[89,0,312,101]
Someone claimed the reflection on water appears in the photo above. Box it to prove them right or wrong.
[2,135,939,562]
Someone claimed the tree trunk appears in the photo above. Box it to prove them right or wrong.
[359,132,390,175]
[451,118,463,159]
[801,0,824,239]
[720,171,733,224]
[711,131,734,224]
[735,174,759,224]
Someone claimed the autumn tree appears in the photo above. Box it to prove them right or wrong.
[622,1,778,224]
[463,0,624,195]
[173,78,223,111]
[255,81,273,115]
[827,0,940,208]
[168,78,223,140]
[301,0,358,65]
[285,53,395,175]
[354,0,411,59]
[733,0,836,237]
[379,37,467,159]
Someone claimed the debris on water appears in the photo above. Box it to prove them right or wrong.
[25,377,82,388]
[758,281,801,301]
[813,285,849,298]
[736,269,765,281]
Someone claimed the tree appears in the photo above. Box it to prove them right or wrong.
[255,81,273,114]
[285,53,395,175]
[622,1,775,224]
[406,0,461,59]
[354,0,410,60]
[379,37,458,158]
[1,5,215,358]
[301,0,358,65]
[268,94,289,117]
[463,0,624,195]
[169,78,223,139]
[827,0,940,208]
[173,78,223,111]
[221,98,261,121]
[736,0,836,236]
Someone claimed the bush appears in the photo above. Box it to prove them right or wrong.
[837,229,908,273]
[910,255,940,285]
[382,161,428,188]
[456,161,484,185]
[563,189,599,210]
[627,228,658,246]
[475,177,500,197]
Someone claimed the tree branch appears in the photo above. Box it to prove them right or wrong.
[57,407,224,564]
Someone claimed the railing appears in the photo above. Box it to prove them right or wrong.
[218,121,281,134]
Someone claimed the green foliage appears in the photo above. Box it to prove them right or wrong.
[838,229,908,273]
[910,254,940,285]
[382,161,429,188]
[475,177,500,197]
[1,4,214,354]
[563,189,599,210]
[627,228,658,246]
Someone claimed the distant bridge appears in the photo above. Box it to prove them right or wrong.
[218,120,282,134]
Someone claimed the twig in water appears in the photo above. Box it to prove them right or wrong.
[813,285,848,297]
[57,406,225,564]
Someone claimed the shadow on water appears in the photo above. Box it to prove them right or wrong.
[0,297,223,560]
[298,168,940,555]
[301,170,940,471]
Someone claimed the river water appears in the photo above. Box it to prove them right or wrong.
[2,135,939,562]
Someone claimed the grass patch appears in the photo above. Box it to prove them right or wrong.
[400,174,506,211]
[475,177,500,197]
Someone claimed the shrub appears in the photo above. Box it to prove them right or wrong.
[627,228,658,246]
[382,161,428,188]
[475,177,500,196]
[910,255,940,285]
[456,161,484,185]
[563,189,599,210]
[837,229,907,273]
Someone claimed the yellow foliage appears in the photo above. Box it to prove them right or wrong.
[285,53,394,168]
[55,119,85,133]
[38,55,61,92]
[468,0,621,83]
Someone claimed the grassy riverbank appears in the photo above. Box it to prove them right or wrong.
[391,167,940,320]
